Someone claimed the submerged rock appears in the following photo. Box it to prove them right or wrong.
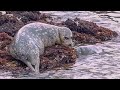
[75,45,103,55]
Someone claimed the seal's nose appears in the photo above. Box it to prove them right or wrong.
[70,42,74,47]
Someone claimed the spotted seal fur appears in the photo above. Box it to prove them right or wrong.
[9,22,73,73]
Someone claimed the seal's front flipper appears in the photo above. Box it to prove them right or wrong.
[35,59,40,74]
[22,60,35,72]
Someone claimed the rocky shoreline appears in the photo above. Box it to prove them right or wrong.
[0,11,118,74]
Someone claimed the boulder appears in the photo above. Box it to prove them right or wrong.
[75,45,103,55]
[63,18,118,42]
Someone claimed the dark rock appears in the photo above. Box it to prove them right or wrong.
[64,18,96,36]
[63,18,118,42]
[0,32,13,50]
[94,26,118,41]
[0,14,24,37]
[6,11,40,24]
[6,11,53,24]
[72,31,101,44]
[40,45,77,71]
[19,11,40,24]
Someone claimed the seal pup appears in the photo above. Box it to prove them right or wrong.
[9,22,73,74]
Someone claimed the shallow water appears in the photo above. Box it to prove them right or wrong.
[1,11,120,79]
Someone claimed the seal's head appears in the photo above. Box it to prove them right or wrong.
[59,27,73,47]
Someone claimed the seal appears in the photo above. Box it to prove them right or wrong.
[8,22,73,73]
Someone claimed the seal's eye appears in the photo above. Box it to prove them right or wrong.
[64,37,69,40]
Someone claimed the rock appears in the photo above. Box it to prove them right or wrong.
[0,32,13,50]
[0,14,24,37]
[75,45,103,55]
[6,11,53,25]
[40,45,77,71]
[63,18,118,42]
[64,18,96,35]
[94,26,118,41]
[72,31,101,45]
